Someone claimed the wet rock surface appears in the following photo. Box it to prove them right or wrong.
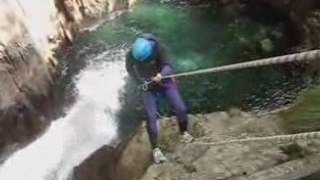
[73,110,320,180]
[0,35,53,158]
[139,111,320,180]
[0,0,132,158]
[216,0,320,50]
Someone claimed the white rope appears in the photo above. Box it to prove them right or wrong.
[192,131,320,146]
[141,49,320,89]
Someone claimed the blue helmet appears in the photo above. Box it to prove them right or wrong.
[131,38,153,62]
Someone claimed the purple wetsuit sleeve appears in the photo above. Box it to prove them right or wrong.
[160,65,173,76]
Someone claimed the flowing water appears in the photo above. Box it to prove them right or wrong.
[0,1,314,180]
[0,47,128,180]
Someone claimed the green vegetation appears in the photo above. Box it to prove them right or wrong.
[280,88,320,133]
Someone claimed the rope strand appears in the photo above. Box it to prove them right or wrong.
[141,49,320,87]
[166,50,320,79]
[192,131,320,146]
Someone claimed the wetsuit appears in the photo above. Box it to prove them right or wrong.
[125,33,188,148]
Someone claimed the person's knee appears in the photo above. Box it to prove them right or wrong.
[146,110,157,121]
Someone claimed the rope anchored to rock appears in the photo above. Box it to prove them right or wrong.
[140,49,320,89]
[192,131,320,146]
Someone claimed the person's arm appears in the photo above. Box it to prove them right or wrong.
[151,43,174,83]
[160,65,173,77]
[157,43,173,77]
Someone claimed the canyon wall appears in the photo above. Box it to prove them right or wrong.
[0,0,134,155]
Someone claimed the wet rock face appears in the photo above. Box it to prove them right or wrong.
[75,111,320,180]
[71,126,153,180]
[71,146,118,180]
[0,0,132,157]
[208,0,320,78]
[255,0,320,51]
[253,0,320,76]
[243,0,320,50]
[139,112,320,180]
[209,0,320,50]
[0,34,52,156]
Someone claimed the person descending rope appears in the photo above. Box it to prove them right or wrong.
[125,33,194,164]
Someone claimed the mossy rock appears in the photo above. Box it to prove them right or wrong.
[158,119,181,152]
[279,142,311,160]
[187,115,206,138]
[158,115,206,151]
[260,38,274,52]
[280,88,320,133]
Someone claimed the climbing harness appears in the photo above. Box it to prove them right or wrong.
[140,49,320,88]
[192,131,320,146]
